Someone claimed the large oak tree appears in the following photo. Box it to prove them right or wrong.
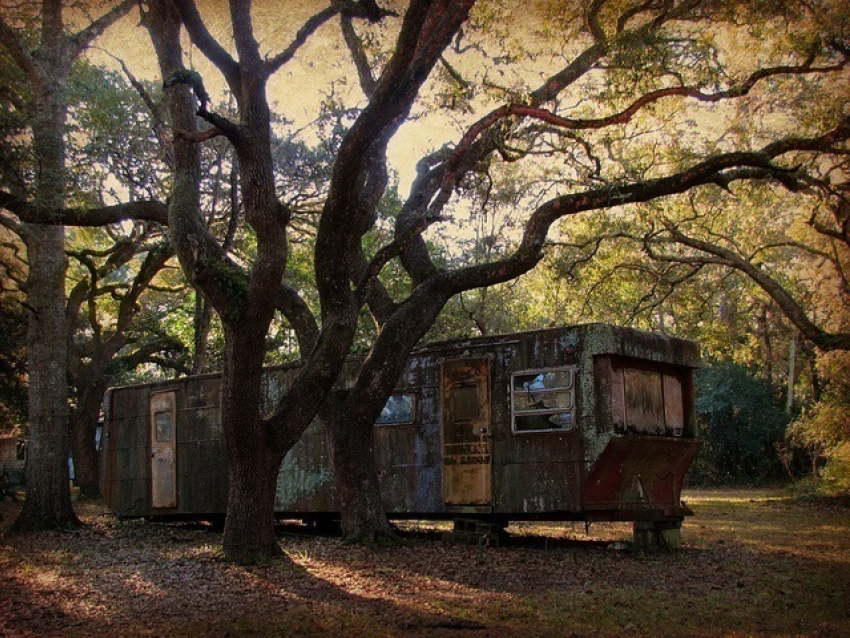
[3,0,848,560]
[139,0,849,558]
[0,0,136,531]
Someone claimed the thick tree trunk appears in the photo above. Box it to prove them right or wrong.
[219,325,284,562]
[69,378,107,498]
[12,4,79,531]
[12,224,78,531]
[222,438,284,562]
[146,0,290,563]
[329,407,394,541]
[331,291,449,540]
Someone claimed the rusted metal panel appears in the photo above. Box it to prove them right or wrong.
[270,360,364,513]
[374,425,415,508]
[99,323,702,527]
[100,386,152,516]
[374,382,443,513]
[497,457,584,514]
[623,368,666,435]
[584,436,701,515]
[606,356,694,440]
[609,361,625,430]
[180,440,228,514]
[663,374,685,435]
[275,419,336,512]
[178,375,228,515]
[489,331,583,513]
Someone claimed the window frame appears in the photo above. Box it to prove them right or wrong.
[510,365,578,434]
[374,392,417,427]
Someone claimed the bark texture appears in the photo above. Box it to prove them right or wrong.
[10,1,76,531]
[69,377,107,498]
[1,0,135,532]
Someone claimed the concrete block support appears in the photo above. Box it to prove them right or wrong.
[633,520,683,550]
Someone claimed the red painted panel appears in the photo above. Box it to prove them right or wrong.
[584,436,701,513]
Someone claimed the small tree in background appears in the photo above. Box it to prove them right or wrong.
[788,351,850,496]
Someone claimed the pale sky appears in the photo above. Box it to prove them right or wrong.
[91,2,467,193]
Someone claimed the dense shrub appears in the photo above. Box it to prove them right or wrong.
[691,361,790,485]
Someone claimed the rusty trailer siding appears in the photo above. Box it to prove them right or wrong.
[100,323,701,524]
[100,374,226,517]
[177,374,227,516]
[100,383,152,516]
[488,330,583,515]
[272,361,363,513]
[377,353,444,514]
[101,365,302,517]
[407,331,586,516]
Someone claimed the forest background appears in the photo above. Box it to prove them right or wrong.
[0,0,848,560]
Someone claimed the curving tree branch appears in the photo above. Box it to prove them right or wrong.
[651,226,850,351]
[1,191,168,226]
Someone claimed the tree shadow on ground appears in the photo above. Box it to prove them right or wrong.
[2,497,848,638]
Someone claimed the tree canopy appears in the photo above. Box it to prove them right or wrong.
[1,0,848,558]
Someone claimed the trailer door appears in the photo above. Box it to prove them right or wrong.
[441,358,492,506]
[150,391,177,509]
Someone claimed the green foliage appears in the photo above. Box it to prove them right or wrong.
[66,60,166,204]
[692,361,791,484]
[787,351,850,496]
[0,300,27,430]
[0,44,33,196]
[211,258,249,323]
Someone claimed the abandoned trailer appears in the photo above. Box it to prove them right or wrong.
[99,323,701,546]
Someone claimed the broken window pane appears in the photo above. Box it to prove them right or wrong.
[512,366,577,433]
[512,369,573,392]
[513,391,572,411]
[376,393,416,425]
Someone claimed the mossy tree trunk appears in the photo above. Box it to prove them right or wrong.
[1,0,134,531]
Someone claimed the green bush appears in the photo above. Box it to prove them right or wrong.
[691,361,790,485]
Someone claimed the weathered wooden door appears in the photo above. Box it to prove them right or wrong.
[441,358,492,506]
[149,391,177,509]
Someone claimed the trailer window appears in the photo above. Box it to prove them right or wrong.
[375,393,416,426]
[511,367,577,433]
[154,410,174,442]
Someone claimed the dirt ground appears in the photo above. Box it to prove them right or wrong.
[1,489,848,638]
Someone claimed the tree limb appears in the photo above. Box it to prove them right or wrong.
[0,16,37,78]
[659,227,850,351]
[0,192,168,226]
[266,6,339,77]
[340,12,377,98]
[275,282,320,357]
[429,121,850,301]
[68,0,137,60]
[170,0,240,88]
